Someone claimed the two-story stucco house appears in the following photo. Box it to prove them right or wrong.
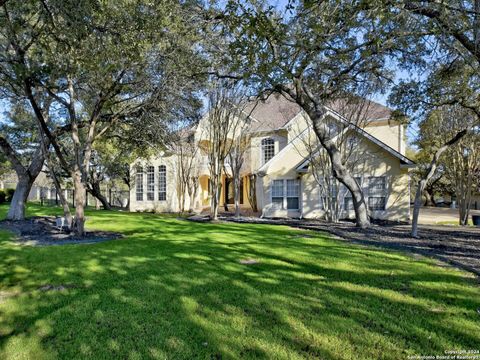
[130,94,415,221]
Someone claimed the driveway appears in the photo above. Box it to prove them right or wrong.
[415,206,480,225]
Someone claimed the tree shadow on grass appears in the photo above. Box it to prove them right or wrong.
[0,209,479,359]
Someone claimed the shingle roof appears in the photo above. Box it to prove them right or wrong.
[242,93,393,132]
[242,94,302,132]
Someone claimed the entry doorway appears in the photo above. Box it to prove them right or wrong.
[224,177,243,205]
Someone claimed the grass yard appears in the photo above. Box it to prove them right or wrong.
[0,204,479,359]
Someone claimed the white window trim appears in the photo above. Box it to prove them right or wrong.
[260,137,276,166]
[286,179,301,210]
[367,175,388,212]
[158,165,167,202]
[270,178,301,211]
[146,165,155,201]
[135,165,144,202]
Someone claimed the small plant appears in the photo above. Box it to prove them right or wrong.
[0,190,5,204]
[5,188,15,202]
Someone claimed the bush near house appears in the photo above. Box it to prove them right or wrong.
[0,190,5,204]
[4,188,14,202]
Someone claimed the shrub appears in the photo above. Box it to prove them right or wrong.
[0,190,5,204]
[5,188,15,202]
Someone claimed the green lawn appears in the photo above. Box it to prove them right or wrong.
[0,204,479,360]
[436,220,474,226]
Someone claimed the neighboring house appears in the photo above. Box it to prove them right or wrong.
[0,170,128,208]
[130,94,415,221]
[0,171,48,201]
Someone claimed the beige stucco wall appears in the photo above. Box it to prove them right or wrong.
[129,154,196,213]
[299,153,411,222]
[364,121,405,155]
[248,131,288,172]
[195,112,249,149]
[257,117,411,221]
[130,108,411,221]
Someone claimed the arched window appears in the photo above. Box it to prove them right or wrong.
[158,165,166,201]
[261,138,275,164]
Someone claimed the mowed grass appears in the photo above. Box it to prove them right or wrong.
[0,204,479,360]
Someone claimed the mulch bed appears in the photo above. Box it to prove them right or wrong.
[189,215,480,278]
[0,216,123,246]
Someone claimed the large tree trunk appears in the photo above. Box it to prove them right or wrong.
[248,174,258,212]
[310,118,370,228]
[411,129,468,237]
[423,188,436,207]
[412,178,429,237]
[459,200,470,226]
[72,169,86,236]
[279,83,369,227]
[0,136,46,221]
[457,163,474,226]
[123,177,131,210]
[189,179,199,212]
[48,167,73,226]
[210,176,221,220]
[87,181,111,210]
[6,175,34,220]
[234,175,241,218]
[209,157,223,220]
[223,177,229,212]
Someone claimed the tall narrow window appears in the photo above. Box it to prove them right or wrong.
[147,166,155,201]
[136,166,143,201]
[158,165,166,201]
[286,179,300,210]
[271,180,284,208]
[368,176,386,211]
[261,138,275,164]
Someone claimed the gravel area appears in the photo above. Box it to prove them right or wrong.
[0,216,123,246]
[190,215,480,277]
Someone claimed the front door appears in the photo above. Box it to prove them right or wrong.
[224,178,243,205]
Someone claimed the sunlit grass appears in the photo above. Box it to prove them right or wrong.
[0,203,479,359]
[436,220,474,226]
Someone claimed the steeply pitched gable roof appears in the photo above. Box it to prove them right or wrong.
[256,107,414,174]
[292,108,415,172]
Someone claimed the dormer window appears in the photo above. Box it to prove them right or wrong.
[261,138,275,164]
